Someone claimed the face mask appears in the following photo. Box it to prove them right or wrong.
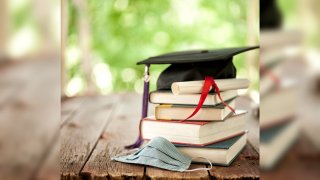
[112,137,212,172]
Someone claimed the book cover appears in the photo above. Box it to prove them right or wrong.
[175,133,244,149]
[176,134,248,166]
[155,98,236,121]
[142,111,248,145]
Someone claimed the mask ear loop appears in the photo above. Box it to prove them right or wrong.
[185,157,213,172]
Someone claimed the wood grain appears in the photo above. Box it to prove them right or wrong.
[209,143,259,179]
[61,96,86,127]
[60,95,117,179]
[35,96,84,180]
[146,164,210,180]
[81,93,146,179]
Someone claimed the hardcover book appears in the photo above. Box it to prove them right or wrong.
[176,133,247,166]
[155,99,236,121]
[142,110,248,145]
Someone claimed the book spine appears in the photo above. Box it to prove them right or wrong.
[155,106,224,121]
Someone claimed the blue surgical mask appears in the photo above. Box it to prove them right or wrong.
[112,137,212,172]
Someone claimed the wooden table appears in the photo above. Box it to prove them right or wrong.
[60,94,259,179]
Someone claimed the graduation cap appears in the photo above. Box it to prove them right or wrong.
[125,46,259,149]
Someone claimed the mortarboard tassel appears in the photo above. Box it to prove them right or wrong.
[180,76,236,122]
[125,65,150,149]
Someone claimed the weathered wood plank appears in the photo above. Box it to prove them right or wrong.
[81,93,145,179]
[209,143,259,179]
[0,58,60,180]
[146,164,210,180]
[61,97,86,127]
[34,96,84,179]
[60,95,118,179]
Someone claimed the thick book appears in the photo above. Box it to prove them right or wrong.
[142,110,247,145]
[149,90,237,105]
[176,133,247,166]
[260,120,299,169]
[171,79,249,95]
[155,99,236,121]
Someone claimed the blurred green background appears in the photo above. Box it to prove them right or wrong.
[3,0,316,97]
[65,0,259,96]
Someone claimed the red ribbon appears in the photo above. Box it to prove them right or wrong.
[180,76,236,122]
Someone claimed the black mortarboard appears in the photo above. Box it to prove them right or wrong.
[137,46,259,90]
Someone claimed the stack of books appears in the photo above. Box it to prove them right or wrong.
[260,30,301,169]
[141,78,250,166]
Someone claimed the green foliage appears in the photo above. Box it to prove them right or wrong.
[67,0,258,94]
